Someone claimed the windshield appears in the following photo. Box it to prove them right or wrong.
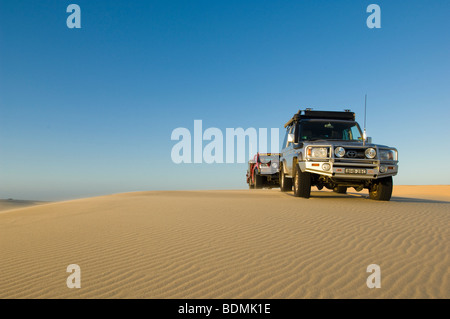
[298,120,363,141]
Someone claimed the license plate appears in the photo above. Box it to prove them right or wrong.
[345,168,367,174]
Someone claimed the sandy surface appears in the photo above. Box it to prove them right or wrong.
[0,186,448,299]
[0,199,49,212]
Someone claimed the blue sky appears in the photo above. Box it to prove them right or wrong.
[1,0,449,200]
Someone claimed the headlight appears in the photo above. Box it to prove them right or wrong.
[309,147,328,158]
[322,163,331,171]
[379,150,394,161]
[334,147,345,158]
[365,148,376,159]
[271,162,278,169]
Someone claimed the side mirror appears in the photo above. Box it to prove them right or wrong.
[366,137,372,144]
[287,133,295,144]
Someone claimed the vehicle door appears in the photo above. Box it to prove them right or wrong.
[283,125,296,176]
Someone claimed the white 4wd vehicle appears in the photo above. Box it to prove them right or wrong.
[279,109,399,201]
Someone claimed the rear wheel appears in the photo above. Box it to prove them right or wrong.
[293,164,311,198]
[333,186,347,194]
[279,165,292,192]
[369,177,393,201]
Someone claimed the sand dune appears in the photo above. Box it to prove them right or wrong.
[0,186,448,299]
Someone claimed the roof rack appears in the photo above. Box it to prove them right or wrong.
[284,109,355,128]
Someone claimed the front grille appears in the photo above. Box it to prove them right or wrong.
[343,148,366,159]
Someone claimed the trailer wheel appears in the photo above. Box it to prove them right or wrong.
[333,186,347,194]
[254,169,263,189]
[279,165,292,192]
[293,164,311,198]
[369,177,393,201]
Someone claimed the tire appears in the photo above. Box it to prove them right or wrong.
[333,186,347,194]
[254,170,263,189]
[293,164,311,198]
[279,165,292,192]
[369,177,393,201]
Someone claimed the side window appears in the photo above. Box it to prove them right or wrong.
[292,124,297,143]
[282,127,290,149]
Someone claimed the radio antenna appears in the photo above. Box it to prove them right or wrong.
[363,94,367,146]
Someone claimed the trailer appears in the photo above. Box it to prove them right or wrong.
[246,153,281,189]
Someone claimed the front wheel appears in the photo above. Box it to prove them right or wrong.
[279,165,292,192]
[369,177,393,201]
[293,164,311,198]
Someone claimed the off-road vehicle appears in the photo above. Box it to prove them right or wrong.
[279,109,398,200]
